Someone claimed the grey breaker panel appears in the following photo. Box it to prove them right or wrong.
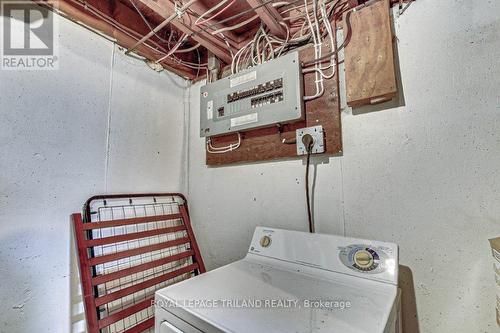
[200,51,304,137]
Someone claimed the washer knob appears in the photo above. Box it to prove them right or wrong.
[260,235,272,248]
[354,250,374,269]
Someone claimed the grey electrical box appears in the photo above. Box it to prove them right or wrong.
[200,51,304,137]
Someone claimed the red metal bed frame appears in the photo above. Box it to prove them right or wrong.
[72,193,205,333]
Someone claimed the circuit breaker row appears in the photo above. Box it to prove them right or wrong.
[251,91,284,108]
[227,78,283,103]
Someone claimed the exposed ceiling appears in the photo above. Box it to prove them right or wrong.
[41,0,407,79]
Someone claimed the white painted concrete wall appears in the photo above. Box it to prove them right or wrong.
[0,15,187,333]
[1,0,498,332]
[187,1,500,332]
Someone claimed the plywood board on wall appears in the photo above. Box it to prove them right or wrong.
[205,45,342,166]
[343,0,397,107]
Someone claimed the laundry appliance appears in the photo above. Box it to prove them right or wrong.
[155,227,401,333]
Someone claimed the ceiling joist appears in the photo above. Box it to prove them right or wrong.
[47,0,196,77]
[135,0,232,63]
[42,0,415,79]
[246,0,287,38]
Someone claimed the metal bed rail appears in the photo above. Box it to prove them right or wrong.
[72,193,205,333]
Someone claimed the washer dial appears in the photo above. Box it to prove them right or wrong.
[352,248,379,271]
[260,235,272,248]
[339,245,384,273]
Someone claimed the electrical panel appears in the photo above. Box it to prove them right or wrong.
[200,51,304,137]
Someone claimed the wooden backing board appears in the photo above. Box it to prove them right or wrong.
[343,0,397,107]
[206,44,342,166]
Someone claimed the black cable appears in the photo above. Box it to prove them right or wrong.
[302,134,315,233]
[305,149,314,233]
[400,0,415,15]
[337,10,353,51]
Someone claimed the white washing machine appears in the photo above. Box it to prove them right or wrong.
[155,227,401,333]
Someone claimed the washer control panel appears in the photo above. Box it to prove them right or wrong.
[247,227,399,285]
[339,245,389,274]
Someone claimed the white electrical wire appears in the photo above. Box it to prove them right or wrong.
[224,0,345,91]
[303,0,325,101]
[209,1,291,36]
[220,33,235,58]
[231,40,253,74]
[276,22,290,57]
[211,15,259,35]
[206,133,241,154]
[195,0,231,26]
[155,34,188,63]
[318,0,336,78]
[174,42,201,53]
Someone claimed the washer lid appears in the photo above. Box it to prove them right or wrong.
[156,258,398,333]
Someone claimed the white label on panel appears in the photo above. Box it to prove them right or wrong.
[207,100,213,120]
[230,71,257,88]
[231,113,258,127]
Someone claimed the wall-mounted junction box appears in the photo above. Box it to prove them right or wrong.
[296,126,325,156]
[200,51,304,137]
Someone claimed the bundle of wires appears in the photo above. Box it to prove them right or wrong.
[226,0,350,101]
[63,0,351,83]
[197,0,351,155]
[206,133,241,154]
[189,0,350,78]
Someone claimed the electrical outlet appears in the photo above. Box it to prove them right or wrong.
[296,125,325,156]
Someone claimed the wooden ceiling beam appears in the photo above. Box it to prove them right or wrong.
[50,0,196,78]
[136,0,232,64]
[246,0,287,38]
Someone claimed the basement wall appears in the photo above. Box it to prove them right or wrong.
[187,1,500,332]
[0,15,187,333]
